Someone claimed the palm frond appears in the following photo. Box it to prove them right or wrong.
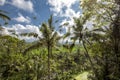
[63,32,71,39]
[48,15,54,30]
[62,22,69,26]
[0,13,10,20]
[41,23,51,39]
[23,42,43,54]
[50,32,58,42]
[82,12,91,24]
[92,28,105,32]
[20,33,38,38]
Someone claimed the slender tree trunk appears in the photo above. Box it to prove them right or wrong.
[37,64,39,80]
[82,41,99,80]
[103,55,110,80]
[112,3,120,77]
[47,43,51,80]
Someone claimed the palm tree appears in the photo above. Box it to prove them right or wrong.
[64,14,99,80]
[23,15,61,80]
[40,16,61,80]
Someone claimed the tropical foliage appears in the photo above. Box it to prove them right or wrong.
[0,0,120,80]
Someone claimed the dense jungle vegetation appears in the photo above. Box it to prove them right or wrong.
[0,0,120,80]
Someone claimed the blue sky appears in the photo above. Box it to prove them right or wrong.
[0,0,81,26]
[0,0,82,42]
[0,0,52,25]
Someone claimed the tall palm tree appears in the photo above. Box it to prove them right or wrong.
[64,14,99,80]
[23,15,61,80]
[40,16,61,80]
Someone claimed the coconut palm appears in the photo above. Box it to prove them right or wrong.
[23,15,61,80]
[64,14,99,80]
[40,16,61,80]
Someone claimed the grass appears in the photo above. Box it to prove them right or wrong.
[74,72,88,80]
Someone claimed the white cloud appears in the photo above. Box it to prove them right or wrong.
[11,24,41,36]
[48,0,81,34]
[0,0,34,12]
[0,27,10,35]
[0,0,6,6]
[13,13,31,23]
[63,8,80,18]
[48,0,78,13]
[11,0,34,12]
[0,24,41,42]
[19,36,38,42]
[48,0,80,17]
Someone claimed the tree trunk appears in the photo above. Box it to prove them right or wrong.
[112,3,120,77]
[103,55,110,80]
[47,44,51,80]
[82,41,99,80]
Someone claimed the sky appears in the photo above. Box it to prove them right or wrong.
[0,0,82,42]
